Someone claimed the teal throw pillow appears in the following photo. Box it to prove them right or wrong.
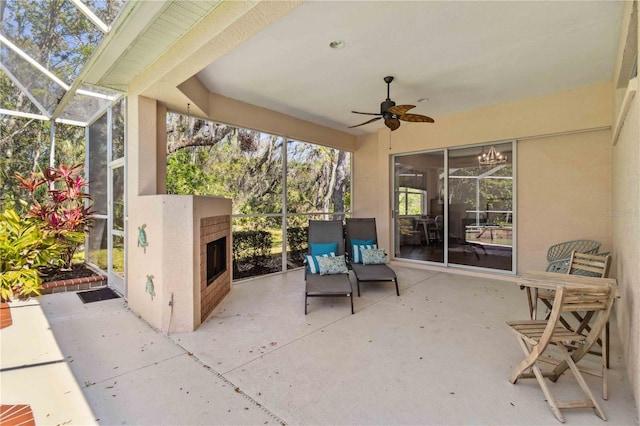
[317,255,349,275]
[350,238,375,263]
[310,242,338,256]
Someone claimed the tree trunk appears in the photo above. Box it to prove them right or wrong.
[332,150,347,213]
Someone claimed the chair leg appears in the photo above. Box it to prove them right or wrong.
[305,294,308,315]
[350,292,354,314]
[556,344,607,421]
[394,278,399,296]
[511,337,565,423]
[357,279,361,297]
[525,287,534,320]
[602,328,608,400]
[605,321,610,369]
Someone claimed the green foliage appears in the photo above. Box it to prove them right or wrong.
[449,165,513,224]
[165,114,351,217]
[232,230,273,272]
[286,226,308,266]
[0,208,62,301]
[0,114,86,213]
[1,0,120,211]
[16,164,93,269]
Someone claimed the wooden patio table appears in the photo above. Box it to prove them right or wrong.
[518,270,618,320]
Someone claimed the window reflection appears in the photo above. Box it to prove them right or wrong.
[394,151,445,263]
[448,143,513,271]
[394,143,514,272]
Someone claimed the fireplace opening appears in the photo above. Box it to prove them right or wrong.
[206,236,226,285]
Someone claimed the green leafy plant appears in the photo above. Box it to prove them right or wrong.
[286,226,308,267]
[232,230,273,273]
[0,208,62,300]
[16,164,93,269]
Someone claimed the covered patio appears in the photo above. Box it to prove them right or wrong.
[2,1,639,423]
[3,266,638,424]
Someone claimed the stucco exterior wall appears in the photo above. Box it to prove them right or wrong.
[352,83,613,274]
[611,2,640,416]
[517,130,612,272]
[612,91,640,418]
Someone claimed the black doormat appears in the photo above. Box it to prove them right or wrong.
[77,287,121,304]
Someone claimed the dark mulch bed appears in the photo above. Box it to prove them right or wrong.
[233,255,305,280]
[40,263,102,283]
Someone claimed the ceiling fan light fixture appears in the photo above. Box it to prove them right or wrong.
[329,40,345,49]
[349,76,434,131]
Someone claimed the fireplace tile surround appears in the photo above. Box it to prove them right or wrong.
[200,215,231,322]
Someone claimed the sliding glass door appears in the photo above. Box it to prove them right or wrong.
[447,142,513,271]
[393,150,445,263]
[393,142,514,273]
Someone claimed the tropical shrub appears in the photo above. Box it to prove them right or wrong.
[286,226,308,267]
[15,164,93,269]
[232,230,273,273]
[0,208,62,300]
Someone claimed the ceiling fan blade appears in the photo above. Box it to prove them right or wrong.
[385,118,400,131]
[351,111,382,116]
[399,113,435,123]
[349,117,382,128]
[387,105,416,116]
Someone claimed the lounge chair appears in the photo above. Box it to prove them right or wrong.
[304,220,354,314]
[345,218,399,297]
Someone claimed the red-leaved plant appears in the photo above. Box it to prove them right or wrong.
[16,164,94,270]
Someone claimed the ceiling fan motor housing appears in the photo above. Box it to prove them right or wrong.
[381,99,396,114]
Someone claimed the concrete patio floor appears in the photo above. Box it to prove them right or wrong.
[2,265,638,425]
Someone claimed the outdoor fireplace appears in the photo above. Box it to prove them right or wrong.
[206,236,227,285]
[200,214,231,323]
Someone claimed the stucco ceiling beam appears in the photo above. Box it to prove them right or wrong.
[132,1,302,115]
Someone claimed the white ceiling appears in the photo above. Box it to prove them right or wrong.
[196,1,624,135]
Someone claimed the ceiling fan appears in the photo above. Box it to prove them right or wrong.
[349,76,434,131]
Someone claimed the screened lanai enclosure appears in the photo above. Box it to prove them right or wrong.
[166,111,352,280]
[1,0,128,292]
[2,0,513,290]
[1,0,353,294]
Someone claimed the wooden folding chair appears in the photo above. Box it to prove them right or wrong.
[537,251,613,372]
[508,282,615,423]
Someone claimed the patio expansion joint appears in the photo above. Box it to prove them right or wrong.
[171,341,289,425]
[80,352,188,388]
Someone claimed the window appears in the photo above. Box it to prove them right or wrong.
[398,187,425,216]
[166,113,351,280]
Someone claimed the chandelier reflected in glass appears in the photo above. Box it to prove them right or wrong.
[478,146,507,166]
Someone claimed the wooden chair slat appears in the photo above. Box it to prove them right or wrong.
[507,281,615,421]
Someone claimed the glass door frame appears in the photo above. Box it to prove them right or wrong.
[84,99,127,294]
[391,141,517,274]
[108,156,126,294]
[107,99,127,295]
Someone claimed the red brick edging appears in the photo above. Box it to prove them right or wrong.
[40,274,108,294]
[0,404,35,425]
[0,302,12,330]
